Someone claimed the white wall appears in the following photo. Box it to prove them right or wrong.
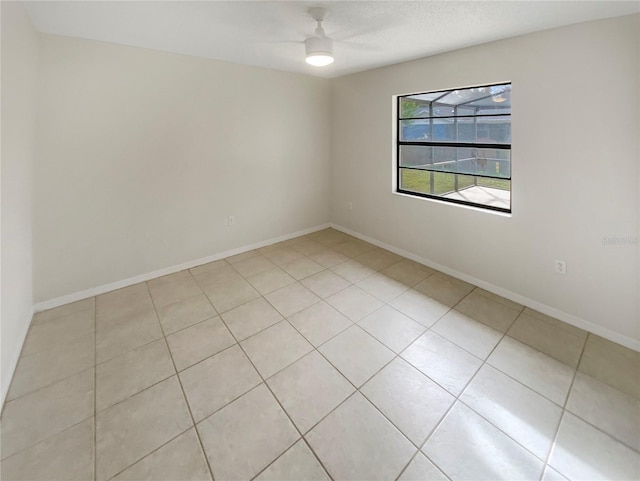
[330,14,640,347]
[34,35,331,302]
[1,1,40,404]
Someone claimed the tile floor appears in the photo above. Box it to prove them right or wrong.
[1,228,639,481]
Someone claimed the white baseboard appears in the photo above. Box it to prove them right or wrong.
[32,220,640,352]
[34,223,331,313]
[1,308,33,408]
[331,223,640,352]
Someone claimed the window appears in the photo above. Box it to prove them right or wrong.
[397,83,511,213]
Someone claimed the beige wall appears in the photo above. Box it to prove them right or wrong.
[1,1,40,403]
[34,35,331,302]
[330,14,640,347]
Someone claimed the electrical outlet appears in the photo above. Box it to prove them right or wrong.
[227,216,235,227]
[554,259,566,275]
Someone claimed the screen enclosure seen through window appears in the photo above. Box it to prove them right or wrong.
[397,83,511,213]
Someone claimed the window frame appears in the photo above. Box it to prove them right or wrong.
[396,82,512,214]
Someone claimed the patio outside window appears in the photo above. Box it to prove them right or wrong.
[397,83,512,213]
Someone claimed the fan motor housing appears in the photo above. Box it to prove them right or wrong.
[305,36,333,57]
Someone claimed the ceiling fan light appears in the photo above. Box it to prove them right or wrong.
[305,36,334,66]
[306,54,334,67]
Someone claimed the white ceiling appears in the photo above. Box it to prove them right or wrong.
[24,1,640,78]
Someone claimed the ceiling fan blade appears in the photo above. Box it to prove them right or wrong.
[263,39,303,45]
[332,17,406,42]
[338,39,380,52]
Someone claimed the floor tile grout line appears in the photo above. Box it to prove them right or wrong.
[393,406,455,481]
[145,281,218,481]
[517,307,590,339]
[194,381,265,426]
[0,407,95,463]
[385,301,493,480]
[299,436,335,481]
[507,310,588,365]
[94,371,177,415]
[6,332,95,402]
[0,234,421,462]
[546,405,578,481]
[103,426,194,481]
[0,272,508,413]
[14,230,636,480]
[214,310,337,481]
[94,333,164,368]
[445,292,553,381]
[161,312,220,339]
[274,325,362,416]
[249,272,298,297]
[3,334,96,402]
[193,270,314,480]
[187,244,464,479]
[1,364,96,414]
[219,307,285,343]
[96,267,190,445]
[248,428,335,481]
[562,409,640,456]
[454,398,554,465]
[172,337,241,374]
[406,304,525,480]
[470,285,522,310]
[539,331,591,481]
[481,341,577,410]
[290,326,425,474]
[13,312,96,360]
[283,305,356,352]
[155,287,220,310]
[282,392,367,481]
[540,410,570,481]
[279,295,465,480]
[187,371,262,424]
[96,288,212,366]
[0,315,42,417]
[248,440,318,481]
[161,272,346,377]
[261,290,321,324]
[412,296,597,477]
[455,343,629,468]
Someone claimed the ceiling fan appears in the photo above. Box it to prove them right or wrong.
[304,7,334,67]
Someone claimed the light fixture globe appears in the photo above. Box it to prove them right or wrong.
[304,7,334,67]
[305,36,334,66]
